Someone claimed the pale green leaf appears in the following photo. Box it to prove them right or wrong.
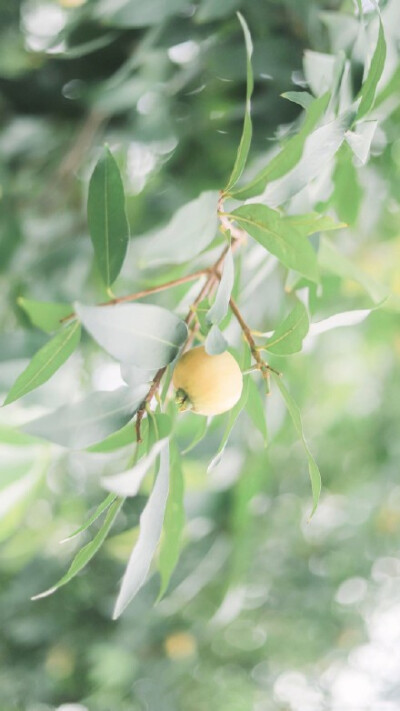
[224,13,254,191]
[102,438,169,497]
[357,18,386,120]
[158,441,185,599]
[319,237,388,304]
[265,299,309,355]
[245,378,267,446]
[87,146,129,288]
[17,298,72,333]
[61,493,117,543]
[205,324,228,355]
[207,247,234,325]
[4,322,81,405]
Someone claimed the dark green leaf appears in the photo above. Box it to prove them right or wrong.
[4,322,81,405]
[357,18,386,120]
[231,204,319,282]
[224,13,254,191]
[158,440,185,599]
[17,298,72,333]
[22,385,148,449]
[265,299,309,355]
[32,498,123,600]
[113,443,170,618]
[87,146,129,288]
[76,302,188,369]
[273,375,321,515]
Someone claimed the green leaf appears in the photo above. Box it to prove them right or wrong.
[231,92,330,200]
[32,498,124,600]
[113,443,170,618]
[102,438,169,497]
[265,299,309,355]
[61,493,117,543]
[17,298,72,333]
[208,347,251,470]
[22,385,149,449]
[205,324,228,355]
[96,0,190,28]
[158,441,185,599]
[207,247,234,325]
[181,416,209,455]
[273,375,321,516]
[87,146,129,288]
[319,237,388,304]
[345,120,377,164]
[231,204,319,282]
[357,18,386,120]
[245,378,267,446]
[196,0,241,22]
[0,425,40,447]
[136,192,219,268]
[4,322,81,405]
[331,145,363,225]
[281,91,314,110]
[76,302,188,370]
[283,212,346,235]
[224,13,253,191]
[87,419,149,453]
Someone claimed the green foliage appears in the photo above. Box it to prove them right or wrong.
[265,299,309,356]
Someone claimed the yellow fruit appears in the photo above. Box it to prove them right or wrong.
[172,346,243,416]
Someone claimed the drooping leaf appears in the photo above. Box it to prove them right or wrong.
[87,419,149,453]
[102,438,169,497]
[345,120,377,164]
[224,13,254,191]
[265,299,309,355]
[281,91,314,110]
[357,18,386,120]
[158,440,185,599]
[87,146,129,288]
[75,302,188,369]
[135,192,219,268]
[231,92,330,200]
[207,247,234,325]
[4,322,81,405]
[205,325,228,355]
[32,498,124,600]
[231,204,319,282]
[22,385,149,449]
[181,416,210,455]
[245,378,267,446]
[273,375,321,516]
[319,237,388,304]
[113,442,170,618]
[61,493,117,543]
[17,298,72,333]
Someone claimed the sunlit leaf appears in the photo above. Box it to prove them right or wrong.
[207,247,234,325]
[32,498,124,600]
[87,146,129,288]
[4,322,81,405]
[231,204,318,282]
[76,302,188,369]
[17,298,72,334]
[273,375,321,515]
[224,13,254,191]
[102,438,169,497]
[345,120,377,164]
[158,441,185,599]
[265,299,309,355]
[22,385,148,449]
[136,192,219,268]
[357,18,386,120]
[113,443,170,618]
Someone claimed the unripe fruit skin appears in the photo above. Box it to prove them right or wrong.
[173,346,243,416]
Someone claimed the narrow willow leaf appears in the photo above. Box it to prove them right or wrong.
[273,375,321,515]
[345,120,377,164]
[208,348,251,471]
[205,325,228,355]
[283,212,345,235]
[319,237,388,304]
[231,204,318,282]
[181,416,210,455]
[17,298,71,333]
[61,493,117,543]
[102,438,169,497]
[231,92,330,200]
[87,146,129,288]
[113,443,170,619]
[245,378,267,446]
[4,322,81,405]
[32,498,123,600]
[265,300,309,355]
[87,419,149,453]
[158,441,185,600]
[96,0,189,28]
[357,18,386,120]
[281,91,314,110]
[0,425,40,447]
[207,247,234,325]
[22,385,148,449]
[136,191,219,267]
[224,13,253,191]
[76,302,188,369]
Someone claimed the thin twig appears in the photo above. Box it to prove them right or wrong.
[229,297,281,378]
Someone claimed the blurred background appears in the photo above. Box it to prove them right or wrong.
[1,0,400,709]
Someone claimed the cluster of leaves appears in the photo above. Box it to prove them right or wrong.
[1,0,399,623]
